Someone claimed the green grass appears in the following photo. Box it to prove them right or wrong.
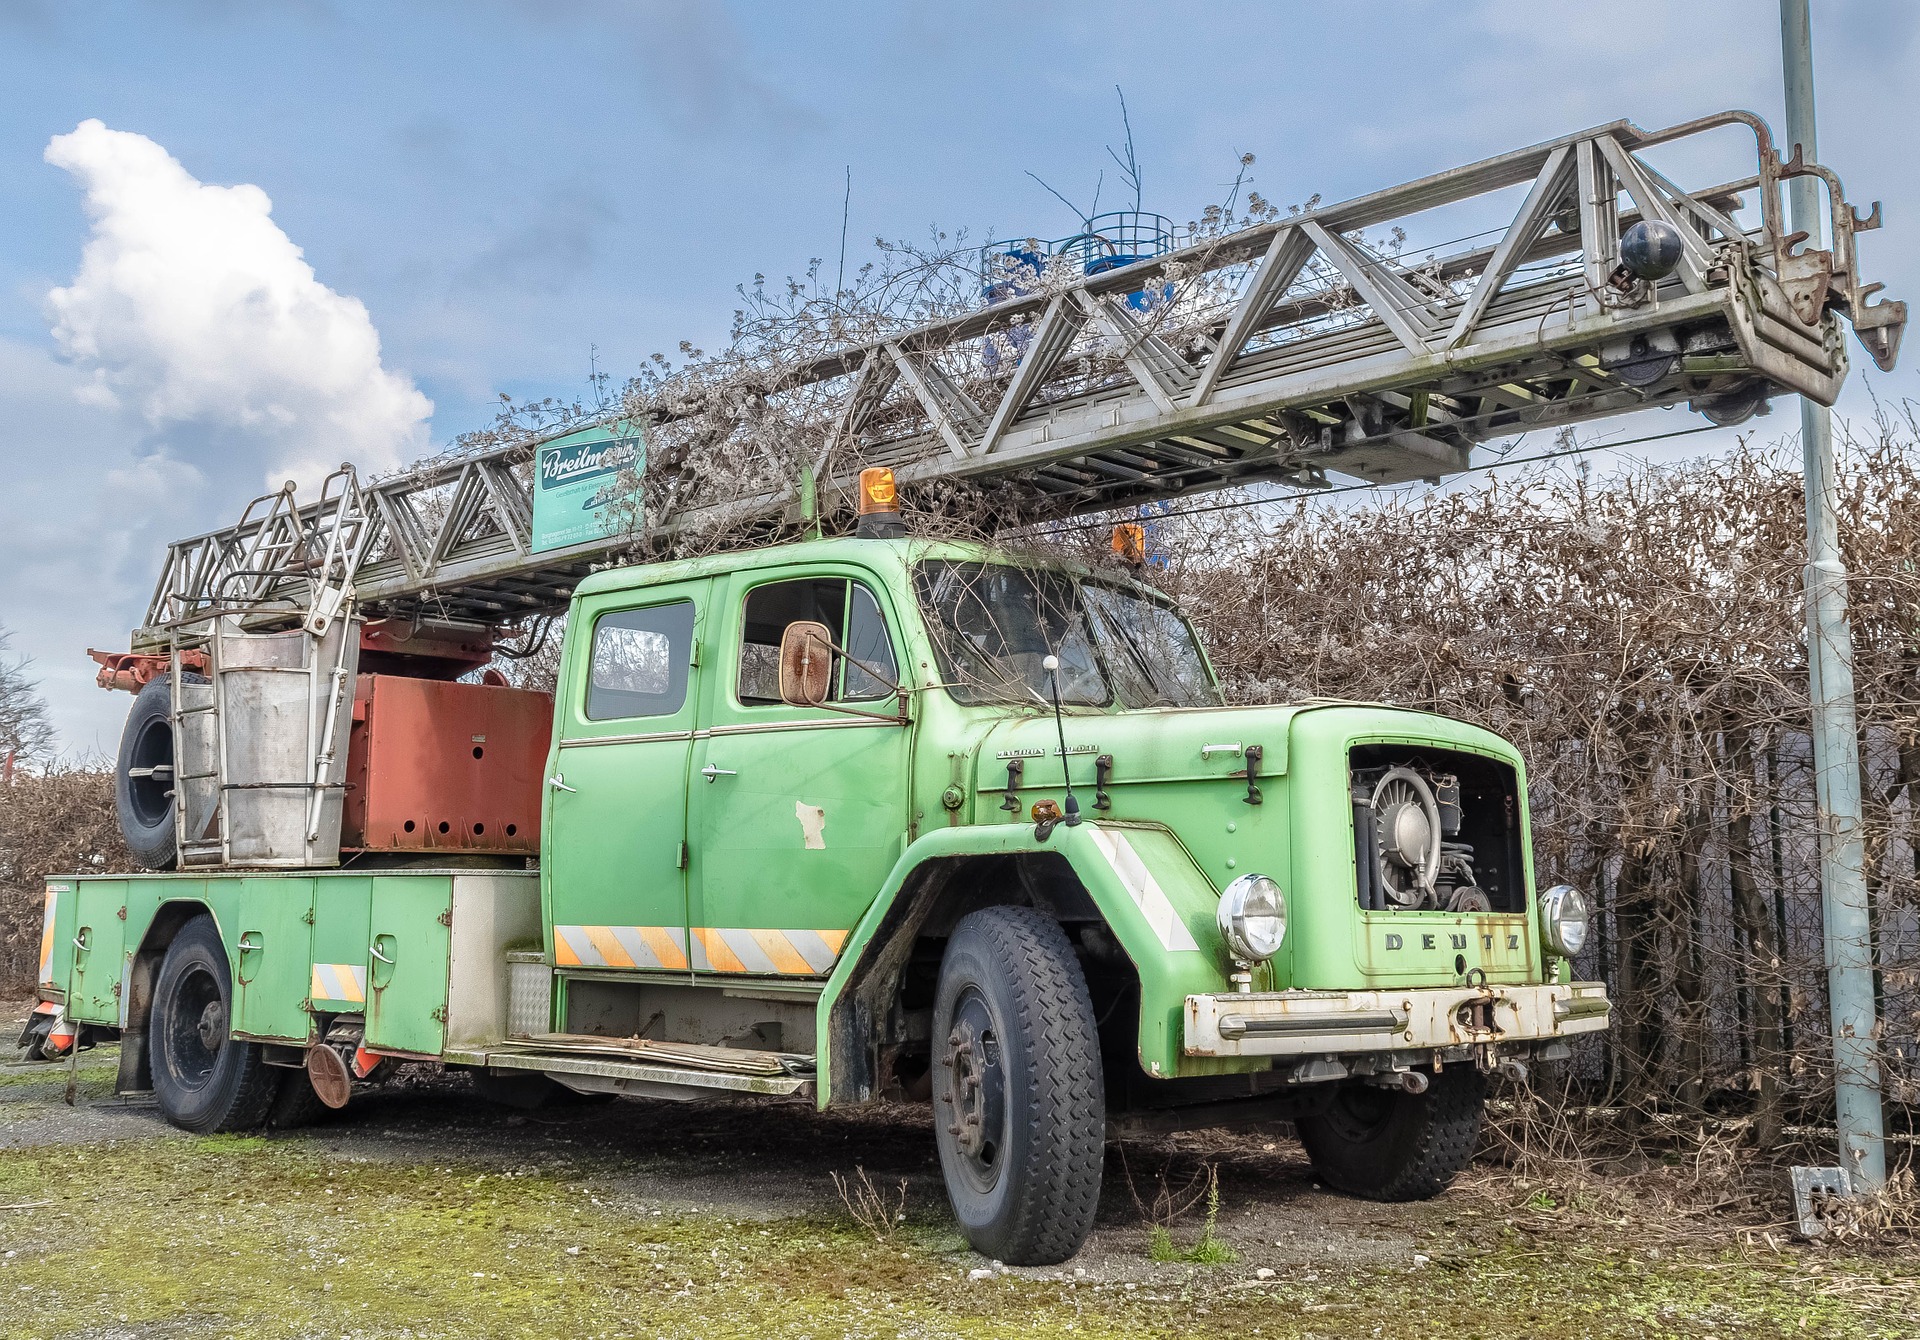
[0,1133,1914,1339]
[1148,1169,1239,1265]
[0,1051,118,1102]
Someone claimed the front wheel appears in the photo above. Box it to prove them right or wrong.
[932,907,1104,1266]
[150,915,278,1133]
[1296,1067,1486,1201]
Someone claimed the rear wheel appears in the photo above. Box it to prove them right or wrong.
[150,915,278,1133]
[1296,1067,1486,1201]
[932,906,1104,1266]
[265,1068,334,1129]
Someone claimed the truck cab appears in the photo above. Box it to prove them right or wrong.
[31,530,1608,1267]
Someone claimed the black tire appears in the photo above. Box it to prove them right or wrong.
[1296,1067,1486,1201]
[265,1067,334,1129]
[150,915,278,1133]
[115,675,194,870]
[932,906,1104,1266]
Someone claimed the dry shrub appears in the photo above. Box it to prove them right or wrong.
[1135,408,1920,1171]
[0,763,131,994]
[830,1166,907,1241]
[1819,1167,1920,1241]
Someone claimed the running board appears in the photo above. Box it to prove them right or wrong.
[445,1046,815,1102]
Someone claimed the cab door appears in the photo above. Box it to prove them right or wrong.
[686,569,910,979]
[543,580,709,978]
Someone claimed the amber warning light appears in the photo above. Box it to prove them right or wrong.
[858,467,897,513]
[855,467,905,539]
[1112,523,1147,566]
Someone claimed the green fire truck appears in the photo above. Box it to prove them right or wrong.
[32,107,1907,1263]
[27,500,1606,1265]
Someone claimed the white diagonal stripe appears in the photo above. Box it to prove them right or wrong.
[1087,826,1200,952]
[722,929,778,975]
[786,929,841,974]
[555,925,601,967]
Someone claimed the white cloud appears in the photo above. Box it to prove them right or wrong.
[42,118,431,488]
[0,337,199,759]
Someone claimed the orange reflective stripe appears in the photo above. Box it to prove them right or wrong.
[637,925,689,971]
[818,928,850,956]
[694,928,745,973]
[39,890,57,983]
[584,925,635,969]
[749,929,813,976]
[554,931,583,967]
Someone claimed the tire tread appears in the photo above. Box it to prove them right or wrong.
[1299,1067,1485,1202]
[938,906,1105,1264]
[151,915,278,1134]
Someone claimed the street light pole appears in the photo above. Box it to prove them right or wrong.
[1779,0,1886,1192]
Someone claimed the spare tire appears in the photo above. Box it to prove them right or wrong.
[115,675,186,870]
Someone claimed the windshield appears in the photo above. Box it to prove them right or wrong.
[914,561,1220,709]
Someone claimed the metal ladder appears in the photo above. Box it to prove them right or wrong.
[130,109,1904,646]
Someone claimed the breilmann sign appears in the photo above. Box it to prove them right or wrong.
[531,424,645,554]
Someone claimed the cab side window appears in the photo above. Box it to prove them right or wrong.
[586,600,695,720]
[737,578,898,706]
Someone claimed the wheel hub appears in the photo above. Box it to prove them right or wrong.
[937,989,1006,1184]
[196,1000,227,1052]
[944,1021,988,1156]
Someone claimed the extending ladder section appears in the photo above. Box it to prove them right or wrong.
[133,110,1904,644]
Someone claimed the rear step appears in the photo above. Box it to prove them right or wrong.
[445,1033,816,1102]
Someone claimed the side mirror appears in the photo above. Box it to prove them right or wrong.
[778,620,835,707]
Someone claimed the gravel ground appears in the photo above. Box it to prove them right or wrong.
[0,999,1459,1278]
[4,998,1914,1339]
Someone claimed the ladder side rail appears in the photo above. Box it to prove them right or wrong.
[128,111,1902,636]
[727,120,1653,413]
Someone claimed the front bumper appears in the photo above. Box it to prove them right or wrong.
[1184,981,1610,1058]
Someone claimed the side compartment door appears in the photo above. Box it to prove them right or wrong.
[232,876,317,1042]
[309,875,374,1017]
[365,875,453,1056]
[687,570,911,978]
[66,880,128,1026]
[543,581,709,978]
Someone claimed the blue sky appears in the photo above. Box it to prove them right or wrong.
[3,0,1917,753]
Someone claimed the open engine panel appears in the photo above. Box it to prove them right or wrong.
[1349,743,1526,914]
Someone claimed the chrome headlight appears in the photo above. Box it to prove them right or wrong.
[1217,873,1286,963]
[1539,884,1591,958]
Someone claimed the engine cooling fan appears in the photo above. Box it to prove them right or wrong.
[1369,766,1442,908]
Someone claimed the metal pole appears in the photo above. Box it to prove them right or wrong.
[1779,0,1886,1192]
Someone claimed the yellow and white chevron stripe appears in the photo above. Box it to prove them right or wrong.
[552,925,849,976]
[310,963,368,1004]
[553,924,691,972]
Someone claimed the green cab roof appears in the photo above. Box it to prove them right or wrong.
[572,535,1127,599]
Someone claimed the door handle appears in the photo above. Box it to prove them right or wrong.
[369,944,395,965]
[700,764,737,782]
[547,773,577,793]
[237,937,261,952]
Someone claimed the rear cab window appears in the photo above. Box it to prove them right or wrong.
[585,600,696,720]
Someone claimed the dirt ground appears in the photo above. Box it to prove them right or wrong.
[3,1001,1913,1340]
